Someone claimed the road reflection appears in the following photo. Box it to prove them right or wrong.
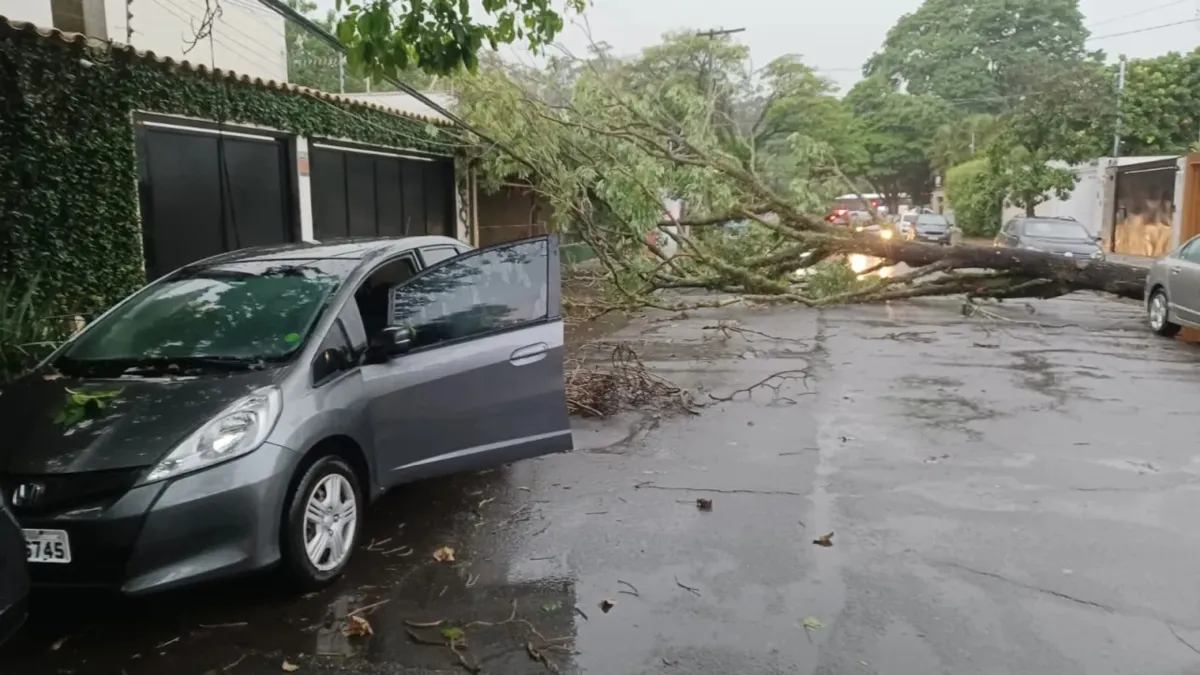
[849,253,893,279]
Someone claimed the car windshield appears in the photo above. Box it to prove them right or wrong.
[902,214,918,223]
[59,259,354,368]
[1022,220,1090,240]
[916,215,949,226]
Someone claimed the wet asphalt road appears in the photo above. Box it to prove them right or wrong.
[6,294,1200,675]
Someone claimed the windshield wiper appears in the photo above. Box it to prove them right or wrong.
[56,355,269,377]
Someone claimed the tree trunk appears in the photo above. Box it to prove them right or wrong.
[1025,203,1036,217]
[842,237,1147,300]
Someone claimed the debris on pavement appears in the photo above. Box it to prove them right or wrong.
[801,617,824,630]
[695,497,713,511]
[433,546,456,562]
[565,344,696,418]
[617,580,640,597]
[281,660,299,672]
[343,614,374,637]
[674,576,702,597]
[813,532,834,547]
[599,598,616,613]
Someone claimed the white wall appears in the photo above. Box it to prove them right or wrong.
[6,0,287,83]
[1001,158,1117,236]
[0,0,53,26]
[346,91,456,123]
[107,0,287,83]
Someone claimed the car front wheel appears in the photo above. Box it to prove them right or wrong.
[281,456,363,591]
[1148,289,1182,337]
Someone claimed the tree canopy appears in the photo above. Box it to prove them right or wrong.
[864,0,1093,114]
[334,0,586,78]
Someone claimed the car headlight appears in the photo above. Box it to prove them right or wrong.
[855,226,864,232]
[1091,251,1104,260]
[142,386,283,484]
[879,229,894,240]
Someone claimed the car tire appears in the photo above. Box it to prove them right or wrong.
[281,455,363,591]
[1148,288,1182,338]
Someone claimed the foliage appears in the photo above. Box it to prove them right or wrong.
[0,27,461,316]
[864,0,1093,114]
[1119,49,1200,156]
[980,60,1112,216]
[285,0,431,93]
[931,114,998,173]
[845,76,952,209]
[0,278,70,384]
[335,0,586,78]
[944,159,1004,236]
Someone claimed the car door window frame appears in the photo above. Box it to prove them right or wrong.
[311,318,355,387]
[418,246,461,268]
[386,235,552,355]
[1177,236,1200,262]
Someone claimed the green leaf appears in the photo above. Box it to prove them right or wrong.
[441,626,465,641]
[802,617,824,630]
[541,601,563,612]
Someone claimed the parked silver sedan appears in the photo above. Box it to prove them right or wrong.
[1145,234,1200,336]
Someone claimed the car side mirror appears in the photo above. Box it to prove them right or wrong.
[369,326,413,361]
[313,347,351,383]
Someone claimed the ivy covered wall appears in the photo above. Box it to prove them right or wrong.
[0,22,461,315]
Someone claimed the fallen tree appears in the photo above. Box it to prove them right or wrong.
[448,42,1148,311]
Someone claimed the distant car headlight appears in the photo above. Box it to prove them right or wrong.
[855,226,864,232]
[142,386,283,484]
[879,228,894,240]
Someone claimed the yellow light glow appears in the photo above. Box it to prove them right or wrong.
[879,228,894,240]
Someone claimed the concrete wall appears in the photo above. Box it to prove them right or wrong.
[8,0,287,83]
[1001,159,1110,236]
[346,91,456,123]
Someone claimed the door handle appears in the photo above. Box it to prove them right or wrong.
[509,343,549,365]
[1171,266,1182,274]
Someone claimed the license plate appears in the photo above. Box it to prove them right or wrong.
[24,529,71,564]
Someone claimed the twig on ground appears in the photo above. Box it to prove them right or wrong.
[709,368,812,403]
[617,580,640,597]
[674,576,701,597]
[566,344,698,418]
[634,483,805,496]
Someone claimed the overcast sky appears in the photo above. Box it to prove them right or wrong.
[313,0,1200,90]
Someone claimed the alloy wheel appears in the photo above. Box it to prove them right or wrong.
[1149,293,1167,331]
[303,473,358,571]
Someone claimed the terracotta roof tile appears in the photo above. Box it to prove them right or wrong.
[0,15,456,127]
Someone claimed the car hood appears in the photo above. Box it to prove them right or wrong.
[1027,238,1100,254]
[0,370,282,475]
[915,223,948,232]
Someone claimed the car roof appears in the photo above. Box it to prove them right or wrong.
[188,236,467,268]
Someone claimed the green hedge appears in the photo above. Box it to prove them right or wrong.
[944,158,1005,237]
[0,26,455,315]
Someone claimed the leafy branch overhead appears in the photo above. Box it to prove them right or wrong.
[445,31,1147,312]
[334,0,587,77]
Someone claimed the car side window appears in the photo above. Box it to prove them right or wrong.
[388,238,549,351]
[1179,237,1200,263]
[354,255,419,340]
[312,319,353,386]
[419,246,460,267]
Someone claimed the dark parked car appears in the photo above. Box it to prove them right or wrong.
[907,213,953,244]
[0,235,572,594]
[0,500,29,646]
[993,217,1105,260]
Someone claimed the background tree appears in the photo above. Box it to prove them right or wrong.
[845,76,952,210]
[944,158,1004,236]
[335,0,586,77]
[984,59,1114,215]
[1119,49,1200,155]
[931,114,999,174]
[864,0,1094,114]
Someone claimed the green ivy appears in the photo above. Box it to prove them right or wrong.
[0,28,459,316]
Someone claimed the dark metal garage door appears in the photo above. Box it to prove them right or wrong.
[309,140,455,241]
[135,116,298,280]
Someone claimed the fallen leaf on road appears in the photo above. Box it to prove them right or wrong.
[43,373,63,381]
[541,600,563,612]
[343,615,373,637]
[281,660,299,672]
[813,532,834,547]
[440,626,465,642]
[433,546,455,562]
[695,498,713,511]
[802,617,824,630]
[599,598,616,613]
[50,636,68,651]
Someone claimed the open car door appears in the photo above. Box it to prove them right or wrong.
[372,234,572,484]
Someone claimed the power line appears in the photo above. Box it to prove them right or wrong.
[1088,17,1200,41]
[1087,0,1190,29]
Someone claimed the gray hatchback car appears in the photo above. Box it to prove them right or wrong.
[994,217,1105,260]
[0,235,573,594]
[1145,234,1200,337]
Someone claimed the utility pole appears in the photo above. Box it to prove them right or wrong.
[1112,55,1127,158]
[970,131,976,156]
[695,27,746,103]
